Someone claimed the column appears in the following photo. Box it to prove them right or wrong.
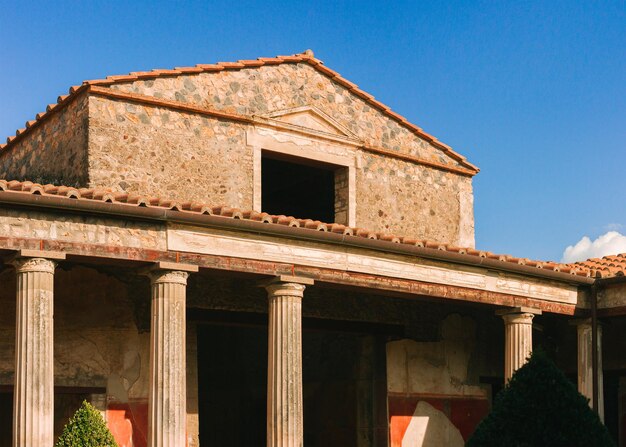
[264,276,313,447]
[497,307,541,382]
[12,251,64,447]
[573,319,604,421]
[147,262,197,447]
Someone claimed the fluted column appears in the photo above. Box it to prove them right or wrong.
[265,276,313,447]
[498,307,541,382]
[147,264,196,447]
[574,319,604,421]
[12,253,63,447]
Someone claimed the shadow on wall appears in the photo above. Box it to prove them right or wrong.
[401,401,464,447]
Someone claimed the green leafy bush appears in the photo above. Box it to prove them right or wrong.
[467,350,614,447]
[55,400,118,447]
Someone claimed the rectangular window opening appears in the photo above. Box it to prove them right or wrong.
[261,151,349,225]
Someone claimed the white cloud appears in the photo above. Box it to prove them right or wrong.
[561,231,626,263]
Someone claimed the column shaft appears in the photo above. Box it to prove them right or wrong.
[12,257,56,447]
[577,321,604,421]
[266,282,306,447]
[148,270,188,447]
[501,312,535,382]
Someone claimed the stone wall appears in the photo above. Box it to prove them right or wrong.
[107,63,466,170]
[87,92,473,245]
[88,95,254,208]
[0,61,476,245]
[356,151,474,244]
[0,93,89,185]
[95,62,475,245]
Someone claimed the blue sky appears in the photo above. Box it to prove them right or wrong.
[1,0,624,262]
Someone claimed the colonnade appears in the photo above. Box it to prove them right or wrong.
[7,251,603,446]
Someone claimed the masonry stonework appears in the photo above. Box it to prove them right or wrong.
[0,93,89,185]
[88,96,254,209]
[0,60,476,246]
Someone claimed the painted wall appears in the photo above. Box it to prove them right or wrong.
[386,314,490,446]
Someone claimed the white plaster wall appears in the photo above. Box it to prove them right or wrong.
[387,314,487,397]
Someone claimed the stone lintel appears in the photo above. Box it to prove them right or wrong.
[259,275,315,288]
[140,261,199,276]
[7,249,66,262]
[496,306,542,316]
[152,261,199,273]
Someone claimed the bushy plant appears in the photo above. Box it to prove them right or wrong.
[467,350,614,447]
[55,400,118,447]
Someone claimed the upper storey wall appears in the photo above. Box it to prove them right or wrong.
[0,93,89,185]
[89,62,475,246]
[88,95,253,209]
[0,61,476,246]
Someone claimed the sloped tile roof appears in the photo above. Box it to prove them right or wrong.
[0,51,478,174]
[0,179,600,279]
[570,254,626,279]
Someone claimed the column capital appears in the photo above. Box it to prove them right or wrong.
[12,257,58,274]
[149,270,190,285]
[8,250,65,273]
[497,306,541,324]
[142,261,198,285]
[262,275,313,298]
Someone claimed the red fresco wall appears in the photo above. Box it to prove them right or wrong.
[107,400,148,447]
[389,394,490,446]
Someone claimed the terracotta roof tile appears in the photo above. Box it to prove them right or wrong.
[0,51,479,174]
[3,178,596,278]
[569,253,626,278]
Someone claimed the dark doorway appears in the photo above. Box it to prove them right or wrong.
[0,392,10,447]
[603,371,626,446]
[196,314,387,447]
[197,324,267,446]
[261,154,336,223]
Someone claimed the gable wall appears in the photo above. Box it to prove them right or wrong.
[90,63,475,245]
[0,92,90,185]
[107,63,466,170]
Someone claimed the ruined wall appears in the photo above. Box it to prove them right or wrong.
[88,96,254,208]
[0,93,89,185]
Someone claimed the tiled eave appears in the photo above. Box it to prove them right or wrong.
[0,179,599,284]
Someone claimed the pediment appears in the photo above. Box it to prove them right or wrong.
[261,106,360,140]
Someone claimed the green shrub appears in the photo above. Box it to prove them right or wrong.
[467,350,614,447]
[55,400,118,447]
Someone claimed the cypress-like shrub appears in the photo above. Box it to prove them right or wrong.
[55,400,118,447]
[467,350,614,447]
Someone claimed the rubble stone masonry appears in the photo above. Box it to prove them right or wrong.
[0,62,476,245]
